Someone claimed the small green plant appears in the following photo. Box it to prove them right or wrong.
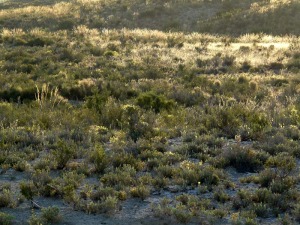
[28,210,43,225]
[0,189,13,208]
[52,140,75,169]
[222,145,262,172]
[172,204,192,224]
[100,196,119,214]
[41,206,61,223]
[20,181,36,201]
[91,144,107,173]
[0,212,14,225]
[213,189,230,203]
[130,185,150,200]
[252,202,269,218]
[280,213,294,225]
[136,92,174,113]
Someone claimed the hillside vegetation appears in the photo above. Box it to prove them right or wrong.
[0,0,299,35]
[0,0,300,224]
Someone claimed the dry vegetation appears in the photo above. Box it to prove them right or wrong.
[0,0,300,224]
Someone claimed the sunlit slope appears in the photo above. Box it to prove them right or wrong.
[0,0,299,35]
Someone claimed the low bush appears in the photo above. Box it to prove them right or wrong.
[0,212,13,225]
[130,185,150,200]
[91,144,108,173]
[41,206,61,224]
[136,92,175,113]
[221,145,263,172]
[52,140,76,169]
[0,189,13,208]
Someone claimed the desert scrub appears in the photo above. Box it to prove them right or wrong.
[84,196,119,214]
[152,197,173,218]
[252,202,269,218]
[292,203,300,223]
[130,185,150,200]
[0,212,14,225]
[111,151,144,171]
[213,188,230,203]
[175,162,226,189]
[52,140,76,169]
[136,92,175,113]
[265,152,296,177]
[232,189,253,210]
[20,181,37,201]
[30,169,52,196]
[49,171,85,202]
[172,204,193,224]
[0,188,14,208]
[89,187,115,201]
[220,145,264,172]
[101,165,136,190]
[41,206,61,224]
[90,144,108,173]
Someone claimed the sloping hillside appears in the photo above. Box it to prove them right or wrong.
[0,0,299,35]
[1,1,300,225]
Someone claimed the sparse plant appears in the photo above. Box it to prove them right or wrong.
[35,84,64,110]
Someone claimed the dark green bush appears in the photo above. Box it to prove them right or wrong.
[222,145,263,172]
[91,144,108,173]
[52,140,76,169]
[0,212,13,225]
[41,206,61,224]
[136,92,175,113]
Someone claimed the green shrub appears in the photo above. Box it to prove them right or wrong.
[232,189,252,210]
[28,210,43,225]
[257,169,276,187]
[99,196,119,214]
[91,144,107,173]
[265,152,296,176]
[90,187,117,201]
[222,145,263,172]
[0,212,13,225]
[111,152,141,169]
[293,203,300,223]
[199,165,224,187]
[130,185,150,200]
[52,140,76,169]
[252,203,269,218]
[0,189,13,208]
[280,213,294,225]
[270,177,295,194]
[136,92,174,113]
[101,165,136,189]
[213,189,230,203]
[172,205,192,224]
[20,181,36,201]
[253,188,272,204]
[41,206,61,223]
